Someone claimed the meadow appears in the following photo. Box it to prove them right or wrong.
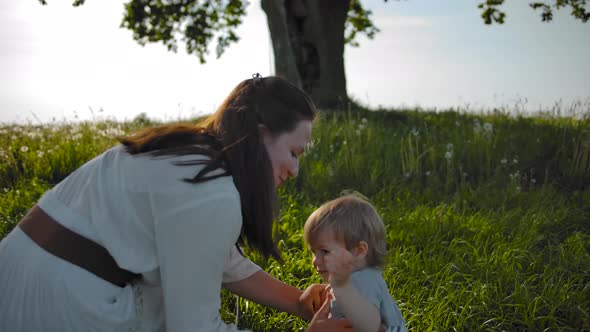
[1,105,589,331]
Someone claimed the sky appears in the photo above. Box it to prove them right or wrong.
[1,0,589,124]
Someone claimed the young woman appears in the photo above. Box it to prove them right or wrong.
[0,75,352,331]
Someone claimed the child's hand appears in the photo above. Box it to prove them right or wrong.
[298,283,331,319]
[306,292,353,332]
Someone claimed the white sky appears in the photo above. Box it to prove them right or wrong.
[1,0,589,124]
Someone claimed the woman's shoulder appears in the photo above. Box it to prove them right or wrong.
[113,145,237,197]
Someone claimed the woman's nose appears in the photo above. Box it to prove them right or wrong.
[288,159,299,178]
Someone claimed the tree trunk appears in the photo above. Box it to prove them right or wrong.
[261,0,350,110]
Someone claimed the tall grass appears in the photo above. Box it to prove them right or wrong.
[1,106,589,331]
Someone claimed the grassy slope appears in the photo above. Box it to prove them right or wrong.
[1,107,589,331]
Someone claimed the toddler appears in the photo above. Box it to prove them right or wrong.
[304,193,406,332]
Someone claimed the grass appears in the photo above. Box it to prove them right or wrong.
[1,105,589,331]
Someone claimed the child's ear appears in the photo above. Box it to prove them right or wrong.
[354,241,369,259]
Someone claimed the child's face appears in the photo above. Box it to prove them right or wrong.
[308,230,348,282]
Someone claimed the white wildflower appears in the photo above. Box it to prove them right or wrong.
[473,121,481,134]
[444,151,453,160]
[483,122,493,132]
[361,118,368,124]
[500,158,507,164]
[36,151,44,158]
[356,129,361,136]
[411,128,419,136]
[446,143,454,151]
[513,158,518,164]
[20,146,29,153]
[425,171,431,176]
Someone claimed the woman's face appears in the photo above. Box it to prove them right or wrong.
[261,120,312,187]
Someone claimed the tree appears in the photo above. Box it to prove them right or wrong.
[41,0,588,109]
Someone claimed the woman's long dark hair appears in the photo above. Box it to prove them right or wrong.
[117,76,317,260]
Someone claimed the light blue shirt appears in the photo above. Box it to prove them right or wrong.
[331,268,406,332]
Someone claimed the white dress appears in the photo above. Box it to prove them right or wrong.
[0,145,261,331]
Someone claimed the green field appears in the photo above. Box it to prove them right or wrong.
[1,106,589,331]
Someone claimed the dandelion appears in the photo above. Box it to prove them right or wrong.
[358,124,365,131]
[36,151,44,158]
[513,158,519,164]
[483,122,493,132]
[531,178,536,185]
[446,143,454,151]
[20,146,29,153]
[444,151,453,160]
[425,171,431,176]
[455,121,460,127]
[411,128,419,136]
[473,121,481,134]
[342,140,347,145]
[356,129,361,136]
[500,158,507,164]
[509,170,520,180]
[361,118,368,124]
[405,172,411,178]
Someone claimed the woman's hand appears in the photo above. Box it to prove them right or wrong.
[298,284,331,319]
[306,296,353,332]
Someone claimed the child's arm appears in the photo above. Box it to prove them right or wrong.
[331,280,381,332]
[325,246,382,332]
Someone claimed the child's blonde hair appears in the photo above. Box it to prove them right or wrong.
[303,192,388,268]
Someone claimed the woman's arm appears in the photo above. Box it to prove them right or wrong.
[223,269,322,320]
[153,192,243,331]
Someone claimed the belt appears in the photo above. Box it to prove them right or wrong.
[18,205,140,287]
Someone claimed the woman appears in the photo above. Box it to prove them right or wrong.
[0,75,352,331]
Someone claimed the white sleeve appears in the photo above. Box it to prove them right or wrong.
[223,246,262,283]
[152,192,249,332]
